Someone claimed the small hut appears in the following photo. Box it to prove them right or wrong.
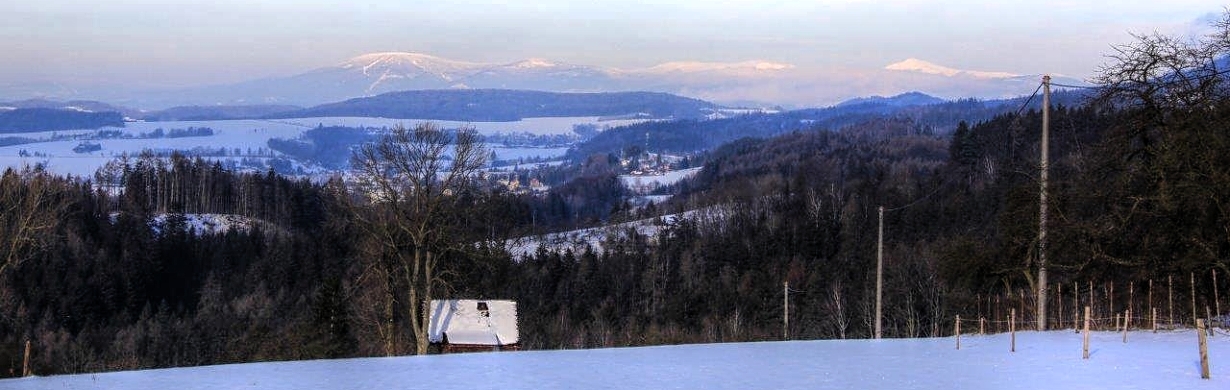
[427,299,519,353]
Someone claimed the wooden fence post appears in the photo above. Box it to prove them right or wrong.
[22,339,30,377]
[1197,319,1211,379]
[980,317,985,335]
[1123,310,1130,343]
[955,315,961,350]
[1083,306,1091,360]
[1010,308,1016,353]
[1206,306,1213,337]
[1152,307,1158,334]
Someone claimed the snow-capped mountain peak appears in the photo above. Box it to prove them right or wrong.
[885,58,1017,79]
[507,58,559,69]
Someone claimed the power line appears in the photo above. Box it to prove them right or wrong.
[883,183,943,212]
[1014,82,1044,118]
[1049,82,1099,90]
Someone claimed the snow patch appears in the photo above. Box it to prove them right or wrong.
[885,58,1018,79]
[508,58,558,69]
[150,213,256,235]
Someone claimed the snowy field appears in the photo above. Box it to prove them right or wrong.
[620,167,701,193]
[2,330,1225,389]
[0,116,613,177]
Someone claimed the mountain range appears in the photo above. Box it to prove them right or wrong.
[0,52,1090,110]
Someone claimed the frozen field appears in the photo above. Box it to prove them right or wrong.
[2,330,1224,389]
[0,116,616,177]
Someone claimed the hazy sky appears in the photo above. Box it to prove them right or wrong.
[1,0,1222,89]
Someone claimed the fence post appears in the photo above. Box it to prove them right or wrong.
[980,317,985,335]
[1010,308,1016,353]
[1083,306,1091,360]
[956,315,961,350]
[21,339,31,377]
[1152,307,1158,334]
[1197,319,1211,379]
[1206,306,1213,337]
[1123,310,1130,343]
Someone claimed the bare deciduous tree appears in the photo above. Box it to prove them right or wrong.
[0,168,69,278]
[349,123,488,355]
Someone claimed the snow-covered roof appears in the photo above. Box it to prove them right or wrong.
[427,299,518,345]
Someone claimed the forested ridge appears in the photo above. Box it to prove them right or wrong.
[1,16,1229,377]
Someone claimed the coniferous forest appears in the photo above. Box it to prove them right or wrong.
[1,14,1229,377]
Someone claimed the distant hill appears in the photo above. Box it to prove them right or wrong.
[0,108,125,133]
[836,92,946,108]
[141,104,302,121]
[1,98,139,118]
[269,89,719,121]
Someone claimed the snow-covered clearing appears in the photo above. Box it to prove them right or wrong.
[148,213,258,235]
[506,211,693,259]
[3,330,1225,389]
[620,167,700,193]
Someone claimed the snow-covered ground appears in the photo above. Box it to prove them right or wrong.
[3,330,1225,389]
[0,116,616,177]
[506,212,685,259]
[149,213,258,235]
[620,167,700,194]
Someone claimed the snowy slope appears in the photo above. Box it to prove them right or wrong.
[3,330,1225,389]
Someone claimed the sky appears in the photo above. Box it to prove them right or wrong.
[0,0,1223,90]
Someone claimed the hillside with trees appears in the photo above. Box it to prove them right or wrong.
[0,108,124,133]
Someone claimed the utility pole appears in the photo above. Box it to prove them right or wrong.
[1037,75,1051,331]
[784,281,790,340]
[876,206,884,339]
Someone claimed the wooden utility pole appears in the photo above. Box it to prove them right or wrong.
[1037,75,1051,331]
[21,340,30,377]
[783,281,790,340]
[876,206,884,339]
